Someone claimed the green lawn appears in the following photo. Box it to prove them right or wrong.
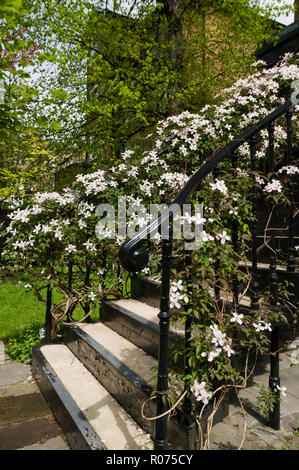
[0,279,46,341]
[0,272,130,342]
[0,278,101,342]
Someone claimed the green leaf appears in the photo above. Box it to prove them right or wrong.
[36,116,48,128]
[50,120,61,130]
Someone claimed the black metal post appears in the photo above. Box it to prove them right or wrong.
[249,136,259,312]
[154,238,172,451]
[269,325,280,430]
[268,237,280,430]
[212,166,220,304]
[267,121,275,174]
[287,176,297,310]
[84,262,92,322]
[231,150,239,312]
[285,107,293,165]
[287,181,296,275]
[66,260,73,322]
[45,285,52,344]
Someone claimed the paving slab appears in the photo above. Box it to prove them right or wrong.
[0,416,65,450]
[208,345,299,450]
[19,436,69,450]
[0,349,69,450]
[0,361,31,387]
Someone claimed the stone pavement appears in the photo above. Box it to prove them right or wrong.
[0,345,69,450]
[209,339,299,450]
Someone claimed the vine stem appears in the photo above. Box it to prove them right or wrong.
[141,389,188,421]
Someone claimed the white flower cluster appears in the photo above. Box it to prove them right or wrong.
[65,244,77,254]
[190,380,213,405]
[263,179,283,193]
[159,172,189,190]
[34,189,77,206]
[210,179,228,195]
[201,324,235,362]
[216,230,231,245]
[230,311,244,325]
[83,240,97,252]
[278,165,299,175]
[154,53,298,166]
[200,231,215,242]
[76,170,117,195]
[121,149,134,160]
[8,208,31,223]
[78,202,95,218]
[140,149,168,171]
[253,320,272,332]
[180,212,206,226]
[169,280,189,309]
[139,180,154,196]
[12,236,34,250]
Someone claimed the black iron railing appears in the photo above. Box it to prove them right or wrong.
[119,99,297,449]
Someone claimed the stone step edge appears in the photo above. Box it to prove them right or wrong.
[32,344,105,450]
[65,323,153,396]
[100,299,185,367]
[102,299,184,339]
[63,323,191,449]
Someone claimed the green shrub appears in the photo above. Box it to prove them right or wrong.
[7,322,42,364]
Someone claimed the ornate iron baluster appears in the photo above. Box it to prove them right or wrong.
[250,136,259,311]
[45,285,52,344]
[155,237,172,450]
[231,150,239,312]
[267,121,275,174]
[287,178,296,273]
[213,166,220,305]
[285,107,293,165]
[84,262,92,322]
[268,237,280,430]
[287,175,297,311]
[66,260,74,322]
[286,108,296,275]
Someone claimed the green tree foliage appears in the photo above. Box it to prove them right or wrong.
[19,0,293,169]
[0,0,53,198]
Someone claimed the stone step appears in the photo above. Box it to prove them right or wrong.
[132,262,298,303]
[100,298,184,359]
[130,276,297,339]
[32,343,153,450]
[63,321,187,449]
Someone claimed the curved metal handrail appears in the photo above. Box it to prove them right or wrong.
[119,100,293,272]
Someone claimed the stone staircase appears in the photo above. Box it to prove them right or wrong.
[32,328,154,451]
[32,275,231,451]
[32,268,298,450]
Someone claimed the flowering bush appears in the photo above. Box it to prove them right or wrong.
[2,53,298,445]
